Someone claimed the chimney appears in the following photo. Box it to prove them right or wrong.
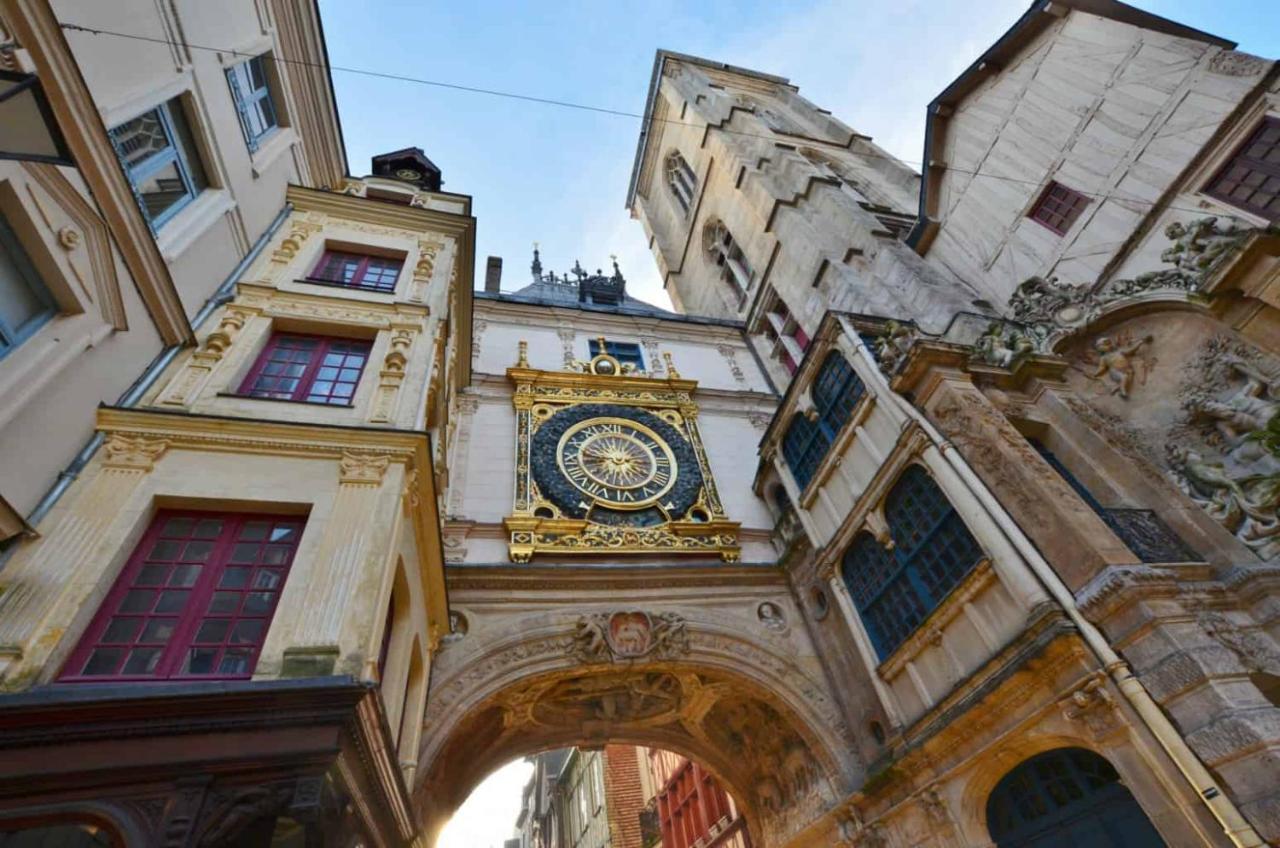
[484,256,503,293]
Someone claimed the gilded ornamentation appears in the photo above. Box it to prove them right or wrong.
[570,611,690,663]
[102,435,168,471]
[338,451,391,485]
[504,357,739,562]
[269,218,323,266]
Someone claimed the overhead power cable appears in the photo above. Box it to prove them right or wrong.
[59,20,1249,222]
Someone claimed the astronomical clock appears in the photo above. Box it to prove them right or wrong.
[503,340,740,562]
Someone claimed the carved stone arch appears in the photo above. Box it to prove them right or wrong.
[414,614,858,848]
[1045,292,1209,356]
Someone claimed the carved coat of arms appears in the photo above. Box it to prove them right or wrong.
[571,611,689,663]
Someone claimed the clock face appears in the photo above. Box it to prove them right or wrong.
[558,417,676,509]
[531,403,703,525]
[395,168,421,181]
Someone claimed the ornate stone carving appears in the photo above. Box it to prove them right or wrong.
[873,320,916,374]
[196,783,294,846]
[570,611,690,663]
[757,601,787,632]
[1058,674,1120,738]
[1077,332,1154,399]
[338,451,391,485]
[370,327,416,423]
[57,226,81,250]
[1209,50,1270,77]
[269,218,323,266]
[1162,216,1250,273]
[972,321,1034,368]
[1198,610,1280,675]
[557,327,577,368]
[102,435,168,471]
[1171,336,1280,558]
[340,178,367,196]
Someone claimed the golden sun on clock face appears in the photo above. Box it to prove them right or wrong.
[556,417,676,509]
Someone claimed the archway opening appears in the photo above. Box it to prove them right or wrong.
[986,747,1166,848]
[438,746,753,848]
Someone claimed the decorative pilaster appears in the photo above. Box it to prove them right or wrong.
[642,338,663,376]
[0,434,167,682]
[157,305,261,407]
[446,396,479,517]
[265,213,324,283]
[369,326,417,424]
[286,452,396,673]
[409,240,440,303]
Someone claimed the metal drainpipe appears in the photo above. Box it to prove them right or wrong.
[4,203,294,557]
[844,328,1265,848]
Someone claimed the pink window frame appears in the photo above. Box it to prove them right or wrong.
[237,332,372,406]
[1028,181,1090,236]
[60,509,303,682]
[307,250,403,293]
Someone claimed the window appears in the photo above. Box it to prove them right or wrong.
[61,510,302,681]
[588,337,644,371]
[0,215,57,359]
[1029,181,1089,235]
[987,748,1165,847]
[781,352,864,490]
[841,466,984,658]
[109,98,208,230]
[226,54,279,151]
[307,250,403,293]
[1206,116,1280,221]
[666,151,697,213]
[703,220,752,299]
[238,333,371,405]
[761,295,810,375]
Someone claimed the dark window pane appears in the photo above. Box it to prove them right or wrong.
[155,589,191,613]
[168,564,201,587]
[82,648,123,676]
[230,619,264,645]
[140,619,177,643]
[136,565,168,586]
[122,647,163,675]
[149,540,181,560]
[119,589,156,613]
[219,567,251,589]
[102,617,143,643]
[183,647,217,675]
[195,619,231,644]
[241,520,270,541]
[219,648,253,675]
[209,591,240,614]
[243,592,274,614]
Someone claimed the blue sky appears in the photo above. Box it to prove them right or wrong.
[319,0,1278,314]
[314,2,1279,844]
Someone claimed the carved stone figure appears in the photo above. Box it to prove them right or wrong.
[1161,216,1249,275]
[873,320,917,374]
[1186,356,1280,447]
[757,601,787,632]
[570,611,689,663]
[1082,334,1154,399]
[973,321,1034,368]
[1167,445,1280,559]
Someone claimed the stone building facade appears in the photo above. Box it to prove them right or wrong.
[1,0,1279,847]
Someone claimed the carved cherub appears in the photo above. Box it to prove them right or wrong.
[1161,216,1248,273]
[1084,334,1153,399]
[974,322,1035,368]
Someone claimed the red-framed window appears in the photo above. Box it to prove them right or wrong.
[654,759,750,848]
[238,333,371,405]
[1029,181,1090,235]
[1206,116,1280,221]
[61,510,304,682]
[308,250,403,293]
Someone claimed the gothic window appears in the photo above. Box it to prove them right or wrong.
[588,338,645,371]
[841,465,984,658]
[225,54,279,152]
[987,748,1166,847]
[782,351,864,490]
[239,333,372,405]
[1206,116,1280,221]
[308,250,404,293]
[760,294,811,375]
[60,511,303,681]
[0,214,57,360]
[703,219,752,299]
[666,151,697,214]
[1029,181,1090,236]
[109,97,209,230]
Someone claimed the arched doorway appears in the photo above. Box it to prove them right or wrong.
[986,748,1165,847]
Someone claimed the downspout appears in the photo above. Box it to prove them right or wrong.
[5,203,294,555]
[844,328,1266,848]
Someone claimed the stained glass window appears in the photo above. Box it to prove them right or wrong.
[782,351,865,490]
[841,465,984,658]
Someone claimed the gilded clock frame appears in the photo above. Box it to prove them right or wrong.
[503,345,741,563]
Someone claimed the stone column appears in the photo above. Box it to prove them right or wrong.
[0,435,167,683]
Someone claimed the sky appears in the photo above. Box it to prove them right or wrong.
[313,2,1280,845]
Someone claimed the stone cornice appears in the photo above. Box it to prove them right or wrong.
[286,184,473,240]
[7,0,192,344]
[443,562,788,593]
